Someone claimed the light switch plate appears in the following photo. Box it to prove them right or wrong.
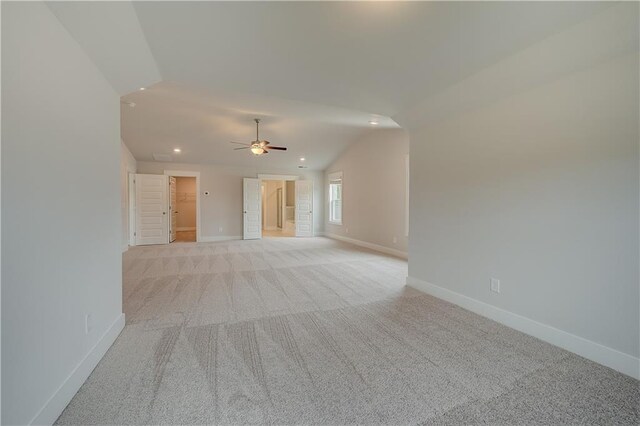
[85,314,93,334]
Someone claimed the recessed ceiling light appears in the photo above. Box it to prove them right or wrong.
[369,120,379,125]
[173,148,181,153]
[300,157,305,161]
[139,87,145,91]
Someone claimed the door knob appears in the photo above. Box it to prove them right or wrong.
[244,211,247,214]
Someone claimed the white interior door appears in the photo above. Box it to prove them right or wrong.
[295,180,313,237]
[135,174,169,245]
[243,178,262,240]
[169,176,177,242]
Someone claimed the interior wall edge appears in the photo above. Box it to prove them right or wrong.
[323,128,409,254]
[29,314,126,426]
[322,232,408,260]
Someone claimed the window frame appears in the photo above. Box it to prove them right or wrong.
[328,171,343,225]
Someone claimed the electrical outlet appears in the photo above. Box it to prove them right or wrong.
[218,226,223,233]
[393,236,398,244]
[345,227,349,233]
[85,314,93,334]
[490,278,501,294]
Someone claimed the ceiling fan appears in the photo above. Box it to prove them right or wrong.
[230,118,287,155]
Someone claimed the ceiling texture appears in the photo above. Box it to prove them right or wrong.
[48,1,610,170]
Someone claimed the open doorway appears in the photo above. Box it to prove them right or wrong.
[243,175,312,240]
[261,179,295,237]
[171,176,197,242]
[130,170,201,246]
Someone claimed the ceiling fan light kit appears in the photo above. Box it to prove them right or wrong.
[230,118,288,156]
[251,145,265,155]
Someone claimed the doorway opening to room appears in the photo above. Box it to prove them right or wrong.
[170,176,197,242]
[129,170,201,246]
[243,175,312,240]
[261,179,296,237]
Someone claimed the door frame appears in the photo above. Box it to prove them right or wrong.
[164,170,201,242]
[169,176,177,242]
[128,172,136,246]
[261,181,267,230]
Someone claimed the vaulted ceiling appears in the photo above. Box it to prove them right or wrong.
[48,1,610,170]
[120,81,397,169]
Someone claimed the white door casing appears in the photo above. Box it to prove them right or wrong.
[169,176,177,242]
[135,174,169,245]
[243,178,262,240]
[163,170,200,242]
[128,173,136,246]
[295,180,313,237]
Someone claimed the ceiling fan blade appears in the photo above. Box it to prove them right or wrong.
[265,146,287,151]
[230,141,250,146]
[234,147,250,150]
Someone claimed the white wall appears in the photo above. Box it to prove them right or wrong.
[121,141,137,250]
[137,162,324,239]
[402,4,639,377]
[175,177,196,229]
[325,128,409,256]
[2,2,123,424]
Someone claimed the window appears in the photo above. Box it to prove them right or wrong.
[328,172,342,225]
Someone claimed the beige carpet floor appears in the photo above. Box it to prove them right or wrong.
[56,237,638,425]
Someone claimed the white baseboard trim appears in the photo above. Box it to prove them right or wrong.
[121,244,129,253]
[406,276,640,380]
[30,313,126,425]
[176,227,196,232]
[323,232,408,259]
[199,235,242,243]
